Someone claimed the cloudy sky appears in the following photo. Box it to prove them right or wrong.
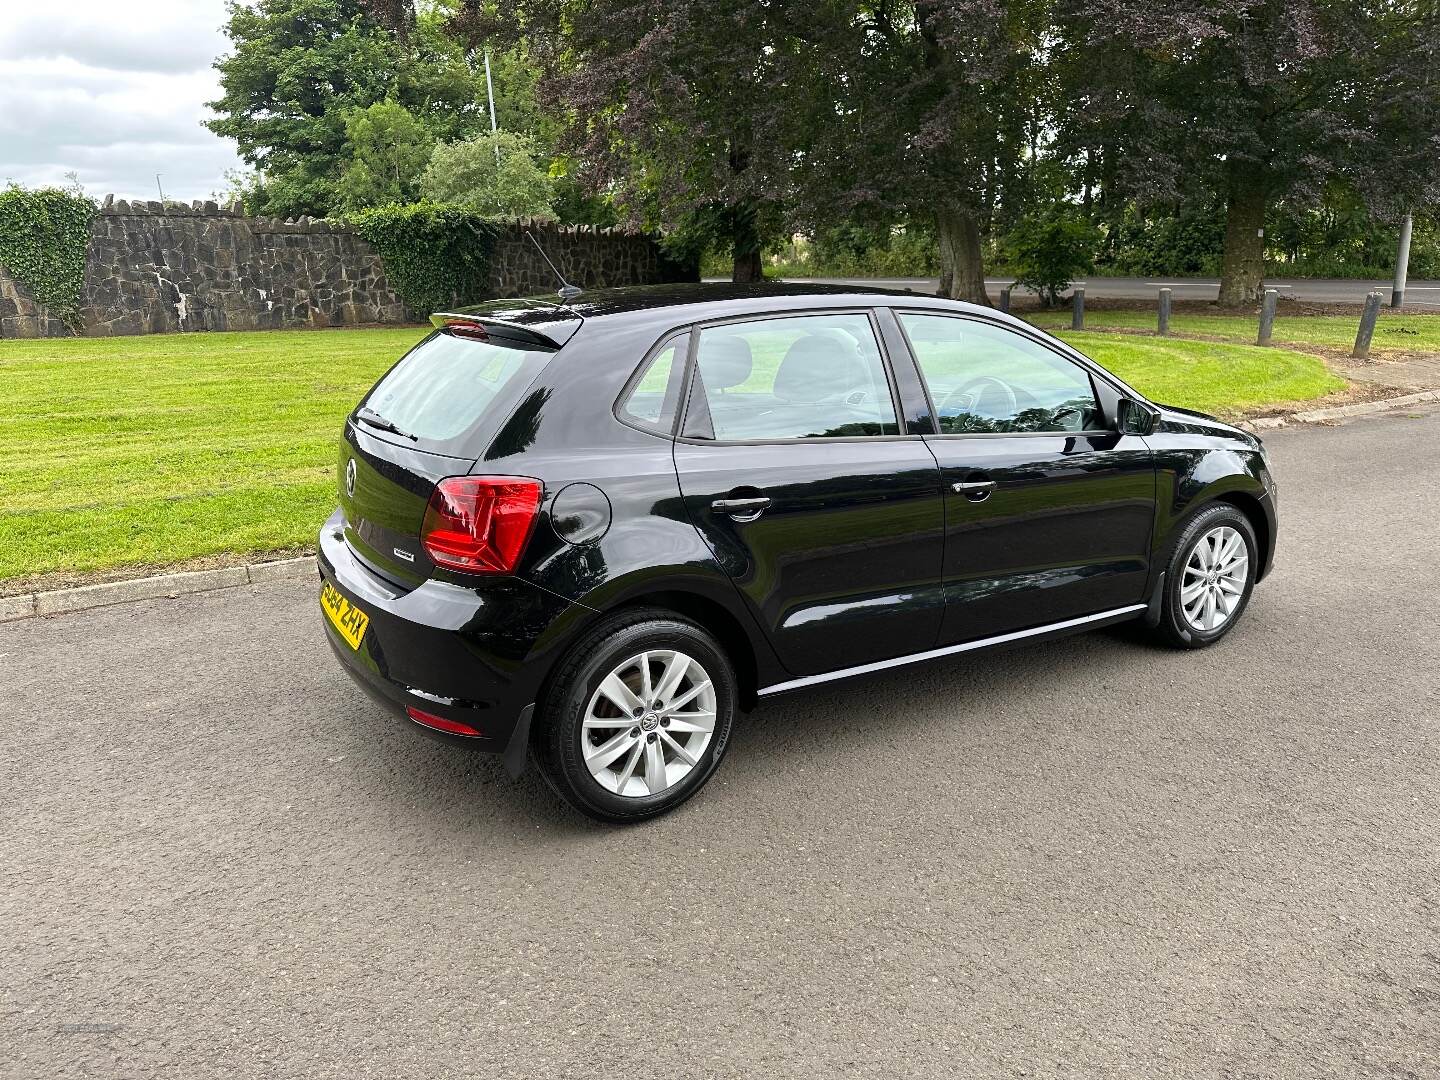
[0,1,243,202]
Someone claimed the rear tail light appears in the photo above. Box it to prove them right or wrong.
[405,706,484,738]
[421,475,542,574]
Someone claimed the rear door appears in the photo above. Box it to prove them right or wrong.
[672,310,946,677]
[892,311,1156,643]
[339,323,558,587]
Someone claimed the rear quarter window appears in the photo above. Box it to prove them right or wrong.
[359,327,556,455]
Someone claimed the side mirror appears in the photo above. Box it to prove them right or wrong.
[1117,398,1160,436]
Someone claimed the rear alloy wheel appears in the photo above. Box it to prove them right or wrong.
[1153,503,1258,648]
[536,610,737,822]
[582,650,717,797]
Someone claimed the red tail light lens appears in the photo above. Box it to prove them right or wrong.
[405,706,484,738]
[421,475,542,574]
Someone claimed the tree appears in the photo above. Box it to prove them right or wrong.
[789,2,1052,304]
[449,1,822,281]
[207,0,488,217]
[1056,0,1440,305]
[337,101,435,210]
[421,131,556,218]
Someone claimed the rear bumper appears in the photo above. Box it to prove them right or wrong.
[316,509,583,757]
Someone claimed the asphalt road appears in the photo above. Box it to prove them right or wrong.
[713,275,1440,305]
[4,406,1439,1079]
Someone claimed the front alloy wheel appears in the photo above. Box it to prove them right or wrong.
[1180,525,1249,632]
[1154,503,1259,648]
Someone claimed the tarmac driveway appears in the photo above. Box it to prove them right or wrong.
[3,406,1438,1078]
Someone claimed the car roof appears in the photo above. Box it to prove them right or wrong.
[440,281,1002,346]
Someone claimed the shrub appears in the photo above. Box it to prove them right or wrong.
[1004,208,1102,306]
[344,202,501,314]
[0,184,95,330]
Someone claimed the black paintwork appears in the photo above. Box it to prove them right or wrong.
[319,282,1277,761]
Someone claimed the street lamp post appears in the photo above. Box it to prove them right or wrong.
[1392,213,1413,309]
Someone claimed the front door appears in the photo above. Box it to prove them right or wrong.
[673,310,946,676]
[893,311,1156,644]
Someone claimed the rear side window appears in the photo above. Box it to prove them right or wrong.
[360,327,555,453]
[619,333,689,434]
[687,313,899,441]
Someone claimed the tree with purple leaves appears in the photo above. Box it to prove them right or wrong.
[1054,0,1440,306]
[791,2,1050,304]
[450,1,833,281]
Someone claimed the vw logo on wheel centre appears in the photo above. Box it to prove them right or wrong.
[345,458,357,498]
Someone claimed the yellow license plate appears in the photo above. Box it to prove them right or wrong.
[320,581,369,650]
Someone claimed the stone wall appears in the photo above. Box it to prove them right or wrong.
[0,198,692,339]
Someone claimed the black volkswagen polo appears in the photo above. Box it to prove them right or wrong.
[318,283,1278,822]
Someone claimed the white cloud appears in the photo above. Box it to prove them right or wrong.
[0,1,242,201]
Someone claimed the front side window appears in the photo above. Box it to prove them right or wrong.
[690,313,899,441]
[899,314,1104,435]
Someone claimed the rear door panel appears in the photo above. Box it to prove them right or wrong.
[673,438,946,676]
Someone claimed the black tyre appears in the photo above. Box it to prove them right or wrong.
[534,607,738,823]
[1152,503,1258,649]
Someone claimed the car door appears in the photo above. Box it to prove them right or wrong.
[890,310,1156,644]
[672,309,946,677]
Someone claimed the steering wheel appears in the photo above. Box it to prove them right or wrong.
[939,375,1018,421]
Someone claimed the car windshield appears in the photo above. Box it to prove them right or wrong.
[360,327,555,452]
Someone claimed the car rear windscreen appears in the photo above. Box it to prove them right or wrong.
[360,327,556,454]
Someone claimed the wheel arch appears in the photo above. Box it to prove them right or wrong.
[602,589,763,712]
[1211,489,1273,580]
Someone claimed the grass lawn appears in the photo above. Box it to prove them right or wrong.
[1,327,429,588]
[1,324,1341,589]
[1025,308,1440,353]
[1052,331,1344,414]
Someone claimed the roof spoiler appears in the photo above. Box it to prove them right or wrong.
[430,309,582,348]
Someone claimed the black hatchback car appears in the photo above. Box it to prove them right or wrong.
[319,283,1277,821]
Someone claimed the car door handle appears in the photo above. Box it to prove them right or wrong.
[711,496,771,519]
[952,480,995,502]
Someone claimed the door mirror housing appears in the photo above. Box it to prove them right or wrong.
[1117,397,1160,436]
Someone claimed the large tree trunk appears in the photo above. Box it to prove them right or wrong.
[731,202,763,282]
[936,207,990,305]
[1217,163,1268,307]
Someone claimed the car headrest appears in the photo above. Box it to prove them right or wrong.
[773,336,866,402]
[699,336,753,391]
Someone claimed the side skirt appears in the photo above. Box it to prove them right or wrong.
[756,604,1147,698]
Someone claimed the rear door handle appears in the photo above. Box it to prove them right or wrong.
[711,496,771,519]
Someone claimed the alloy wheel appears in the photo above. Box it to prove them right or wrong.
[581,650,717,797]
[1180,525,1250,632]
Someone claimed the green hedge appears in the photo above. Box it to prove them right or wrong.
[0,185,95,329]
[344,202,502,315]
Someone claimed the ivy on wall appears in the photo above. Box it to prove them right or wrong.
[344,203,501,316]
[0,186,96,330]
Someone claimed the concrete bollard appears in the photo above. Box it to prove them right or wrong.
[1353,290,1383,358]
[1071,287,1085,330]
[999,287,1011,314]
[1158,288,1172,336]
[1257,288,1278,346]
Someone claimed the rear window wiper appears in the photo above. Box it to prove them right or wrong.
[354,407,418,441]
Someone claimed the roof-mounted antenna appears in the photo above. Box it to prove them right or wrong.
[525,230,584,304]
